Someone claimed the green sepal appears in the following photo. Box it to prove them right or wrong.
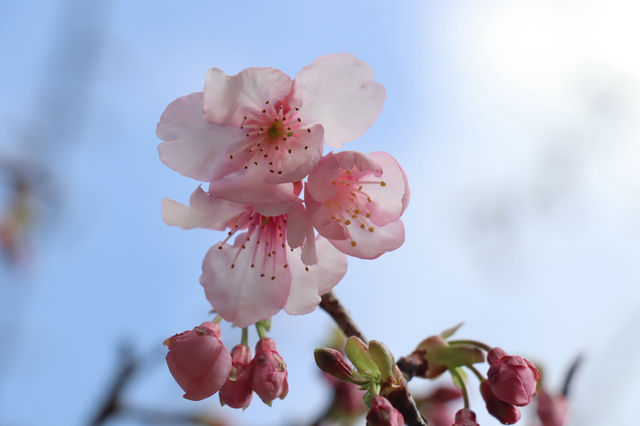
[363,390,373,407]
[257,318,272,332]
[344,336,380,378]
[368,340,395,382]
[440,322,464,339]
[426,344,485,369]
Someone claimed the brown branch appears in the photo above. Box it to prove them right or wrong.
[396,353,428,382]
[318,291,428,426]
[319,291,367,343]
[385,385,427,426]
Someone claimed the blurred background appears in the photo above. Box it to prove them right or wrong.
[1,0,639,424]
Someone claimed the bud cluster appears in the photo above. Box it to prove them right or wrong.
[164,322,287,409]
[314,336,405,425]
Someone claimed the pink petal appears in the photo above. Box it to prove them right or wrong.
[162,186,244,230]
[203,67,292,127]
[331,219,405,259]
[306,152,341,202]
[200,232,291,327]
[157,92,244,182]
[209,170,299,210]
[334,150,383,176]
[291,53,386,148]
[284,237,348,315]
[360,151,410,226]
[304,186,349,240]
[285,202,312,250]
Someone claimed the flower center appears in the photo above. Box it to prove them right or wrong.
[218,209,289,280]
[325,171,387,247]
[267,120,284,140]
[229,100,312,176]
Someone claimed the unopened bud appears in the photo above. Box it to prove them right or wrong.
[314,347,357,382]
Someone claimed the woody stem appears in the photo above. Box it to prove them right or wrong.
[319,291,367,343]
[318,291,428,426]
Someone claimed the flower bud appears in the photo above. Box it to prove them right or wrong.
[314,347,357,382]
[366,395,404,426]
[487,347,542,406]
[219,344,253,409]
[452,408,480,426]
[250,337,288,405]
[480,379,521,425]
[537,390,569,426]
[164,322,232,401]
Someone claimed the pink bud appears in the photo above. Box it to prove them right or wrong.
[480,379,521,425]
[250,337,288,404]
[537,390,569,426]
[219,344,253,409]
[366,396,404,426]
[487,347,542,406]
[452,408,480,426]
[164,322,232,401]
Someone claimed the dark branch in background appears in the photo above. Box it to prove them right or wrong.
[561,354,583,397]
[90,341,225,426]
[319,291,428,426]
[89,342,138,426]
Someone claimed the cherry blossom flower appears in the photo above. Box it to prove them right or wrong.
[305,151,410,259]
[164,322,232,401]
[162,186,348,327]
[157,53,385,190]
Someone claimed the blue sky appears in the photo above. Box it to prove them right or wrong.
[1,1,640,425]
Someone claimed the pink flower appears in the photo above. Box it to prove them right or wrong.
[487,347,542,406]
[250,337,288,405]
[305,151,410,259]
[452,408,480,426]
[536,390,569,426]
[164,322,232,401]
[480,379,521,425]
[157,53,385,188]
[163,186,348,327]
[219,344,253,409]
[366,396,404,426]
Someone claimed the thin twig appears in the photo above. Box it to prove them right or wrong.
[319,291,367,343]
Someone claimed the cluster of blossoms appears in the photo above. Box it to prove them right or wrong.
[158,52,408,327]
[316,326,544,425]
[158,53,409,407]
[164,321,287,406]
